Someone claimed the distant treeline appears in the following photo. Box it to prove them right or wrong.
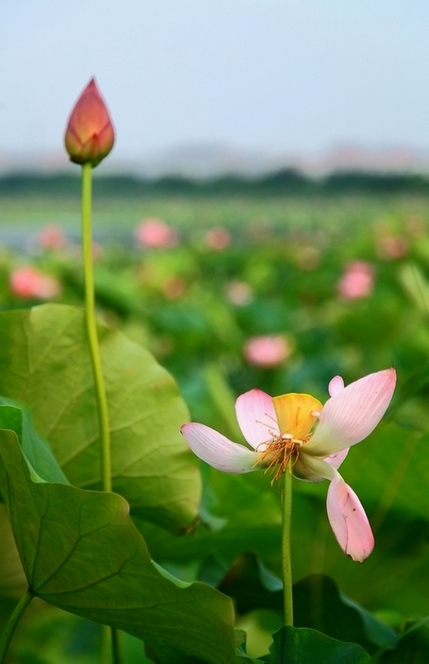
[1,169,429,196]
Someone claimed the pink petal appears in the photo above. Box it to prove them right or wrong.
[325,448,349,470]
[235,389,277,450]
[328,375,345,397]
[307,368,396,456]
[181,423,258,473]
[327,474,374,562]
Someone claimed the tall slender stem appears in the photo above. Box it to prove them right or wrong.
[100,625,110,664]
[112,626,124,664]
[0,590,33,662]
[81,164,124,663]
[81,163,111,493]
[81,164,123,664]
[282,463,294,626]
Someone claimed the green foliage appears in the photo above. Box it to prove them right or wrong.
[293,576,397,654]
[268,627,372,664]
[0,304,200,532]
[1,170,429,198]
[0,504,26,603]
[1,193,429,661]
[378,619,429,663]
[0,404,237,663]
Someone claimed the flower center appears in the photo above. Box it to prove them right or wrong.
[256,392,323,482]
[258,433,309,482]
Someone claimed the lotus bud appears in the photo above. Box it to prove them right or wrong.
[64,78,114,167]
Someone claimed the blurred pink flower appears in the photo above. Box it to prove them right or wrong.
[225,280,254,306]
[38,224,67,250]
[205,227,231,251]
[135,218,178,248]
[243,335,292,368]
[376,234,409,260]
[10,266,61,299]
[337,261,374,300]
[181,368,396,561]
[162,277,186,300]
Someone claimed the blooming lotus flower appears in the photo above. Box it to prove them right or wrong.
[181,369,396,562]
[64,78,114,167]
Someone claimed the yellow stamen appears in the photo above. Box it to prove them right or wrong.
[256,393,323,483]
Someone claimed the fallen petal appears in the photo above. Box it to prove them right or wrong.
[307,368,396,456]
[327,474,374,562]
[235,389,277,450]
[181,423,258,473]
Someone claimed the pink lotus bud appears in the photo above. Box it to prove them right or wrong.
[64,78,114,167]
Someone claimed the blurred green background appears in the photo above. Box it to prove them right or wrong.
[1,182,429,659]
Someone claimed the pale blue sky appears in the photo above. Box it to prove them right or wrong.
[1,0,429,166]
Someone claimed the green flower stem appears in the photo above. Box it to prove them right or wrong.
[282,462,294,626]
[81,165,122,663]
[0,590,34,662]
[81,163,111,494]
[112,626,124,664]
[100,625,110,664]
[100,624,124,664]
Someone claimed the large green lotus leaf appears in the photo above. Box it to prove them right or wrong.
[0,414,236,664]
[0,504,26,600]
[0,397,68,485]
[379,618,429,663]
[0,501,27,633]
[218,566,397,656]
[268,627,371,664]
[292,575,397,654]
[0,409,32,628]
[0,304,200,532]
[137,468,282,577]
